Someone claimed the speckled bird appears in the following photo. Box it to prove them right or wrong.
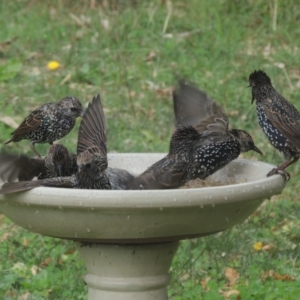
[0,95,111,194]
[249,69,300,179]
[135,80,262,189]
[4,96,84,157]
[106,167,137,190]
[134,125,201,189]
[38,144,77,179]
[0,144,77,182]
[175,80,262,181]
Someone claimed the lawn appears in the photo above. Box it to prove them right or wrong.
[0,0,300,299]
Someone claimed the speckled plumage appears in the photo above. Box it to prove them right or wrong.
[0,144,76,183]
[0,95,111,194]
[134,81,262,190]
[39,144,77,179]
[5,96,84,157]
[177,81,262,181]
[249,70,300,178]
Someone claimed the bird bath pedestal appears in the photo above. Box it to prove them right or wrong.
[0,154,285,300]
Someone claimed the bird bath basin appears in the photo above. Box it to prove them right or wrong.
[0,153,285,300]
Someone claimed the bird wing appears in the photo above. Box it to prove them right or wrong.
[135,156,186,189]
[0,176,74,194]
[9,105,48,136]
[0,180,43,194]
[173,80,231,144]
[76,94,107,158]
[173,80,229,130]
[262,96,300,149]
[0,153,46,182]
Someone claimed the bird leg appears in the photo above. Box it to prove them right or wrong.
[267,157,299,180]
[30,142,42,158]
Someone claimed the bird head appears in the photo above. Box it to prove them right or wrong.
[77,151,107,176]
[231,129,263,155]
[48,144,70,176]
[248,70,272,104]
[59,96,84,117]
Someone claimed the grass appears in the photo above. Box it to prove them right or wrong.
[0,0,300,299]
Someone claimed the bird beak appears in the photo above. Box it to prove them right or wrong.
[252,145,263,155]
[79,109,85,117]
[56,164,62,176]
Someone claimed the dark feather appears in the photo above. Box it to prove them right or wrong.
[249,69,300,177]
[6,108,44,138]
[0,176,75,194]
[173,80,230,144]
[262,97,300,149]
[77,94,107,156]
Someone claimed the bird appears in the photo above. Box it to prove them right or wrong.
[249,69,300,179]
[174,80,262,181]
[135,80,262,189]
[134,125,201,189]
[106,167,137,190]
[0,144,77,182]
[4,96,84,158]
[0,94,111,194]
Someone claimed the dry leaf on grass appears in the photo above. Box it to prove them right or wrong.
[156,87,172,97]
[22,238,30,247]
[262,270,295,281]
[201,276,210,291]
[39,257,52,267]
[0,36,18,53]
[145,50,157,62]
[225,267,239,286]
[18,292,31,300]
[221,289,241,300]
[64,247,77,255]
[31,265,41,276]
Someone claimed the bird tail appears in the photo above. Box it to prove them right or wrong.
[0,180,43,194]
[4,137,14,145]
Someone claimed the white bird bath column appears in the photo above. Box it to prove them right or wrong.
[0,154,286,300]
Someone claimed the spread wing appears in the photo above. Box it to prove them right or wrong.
[0,176,74,194]
[262,95,300,149]
[0,153,46,182]
[173,80,230,144]
[76,94,107,158]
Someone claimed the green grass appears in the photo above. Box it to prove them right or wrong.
[0,0,300,299]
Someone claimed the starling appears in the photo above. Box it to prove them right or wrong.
[0,144,77,182]
[174,80,262,180]
[134,125,201,189]
[4,96,84,157]
[135,80,262,190]
[0,95,111,194]
[39,144,77,179]
[249,69,300,179]
[106,167,137,190]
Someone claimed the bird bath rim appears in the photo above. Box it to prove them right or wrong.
[0,154,283,207]
[0,153,285,243]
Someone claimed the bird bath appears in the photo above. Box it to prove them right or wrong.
[0,153,285,300]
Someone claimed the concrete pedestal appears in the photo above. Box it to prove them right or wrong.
[77,241,179,300]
